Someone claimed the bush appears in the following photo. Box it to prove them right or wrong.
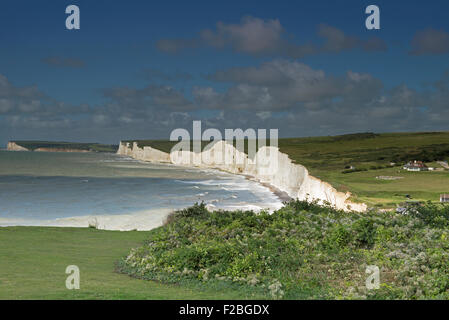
[409,202,449,228]
[352,218,376,248]
[119,200,449,300]
[341,168,368,174]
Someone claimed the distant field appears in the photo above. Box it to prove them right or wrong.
[12,141,118,153]
[278,132,449,207]
[128,132,449,208]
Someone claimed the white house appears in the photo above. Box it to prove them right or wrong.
[403,160,428,172]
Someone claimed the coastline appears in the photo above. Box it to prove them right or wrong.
[0,140,364,232]
[117,141,367,212]
[241,173,292,203]
[5,141,118,153]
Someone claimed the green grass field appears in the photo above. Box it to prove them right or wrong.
[128,132,449,208]
[278,132,449,207]
[0,227,257,299]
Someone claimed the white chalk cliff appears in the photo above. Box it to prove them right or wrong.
[117,141,367,212]
[6,142,29,151]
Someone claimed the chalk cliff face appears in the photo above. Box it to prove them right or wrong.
[6,142,29,151]
[6,142,92,153]
[117,141,367,212]
[117,142,171,162]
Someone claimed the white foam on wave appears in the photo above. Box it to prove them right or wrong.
[99,156,138,163]
[174,168,284,213]
[0,208,173,231]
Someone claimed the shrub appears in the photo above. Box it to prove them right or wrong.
[352,218,376,248]
[341,168,368,174]
[118,200,449,300]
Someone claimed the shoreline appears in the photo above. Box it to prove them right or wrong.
[0,208,173,231]
[240,173,292,203]
[166,161,289,208]
[116,143,292,207]
[117,141,367,212]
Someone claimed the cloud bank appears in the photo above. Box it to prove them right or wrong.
[157,16,387,57]
[410,28,449,55]
[1,59,448,144]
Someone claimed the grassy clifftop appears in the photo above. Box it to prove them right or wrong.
[119,201,449,300]
[279,131,449,175]
[279,132,449,207]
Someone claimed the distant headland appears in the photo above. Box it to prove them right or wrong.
[6,141,118,153]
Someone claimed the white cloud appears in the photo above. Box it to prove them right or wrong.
[156,17,387,57]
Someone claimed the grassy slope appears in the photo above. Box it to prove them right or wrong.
[0,227,255,299]
[129,132,449,207]
[278,132,449,207]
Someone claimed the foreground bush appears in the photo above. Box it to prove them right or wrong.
[118,201,449,299]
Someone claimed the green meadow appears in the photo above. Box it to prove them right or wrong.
[0,227,254,299]
[278,132,449,207]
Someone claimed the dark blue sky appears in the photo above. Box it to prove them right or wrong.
[1,0,448,144]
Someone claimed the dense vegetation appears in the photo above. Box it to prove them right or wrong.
[119,201,449,300]
[127,132,449,207]
[12,141,118,153]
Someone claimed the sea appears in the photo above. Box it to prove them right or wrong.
[0,151,283,230]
